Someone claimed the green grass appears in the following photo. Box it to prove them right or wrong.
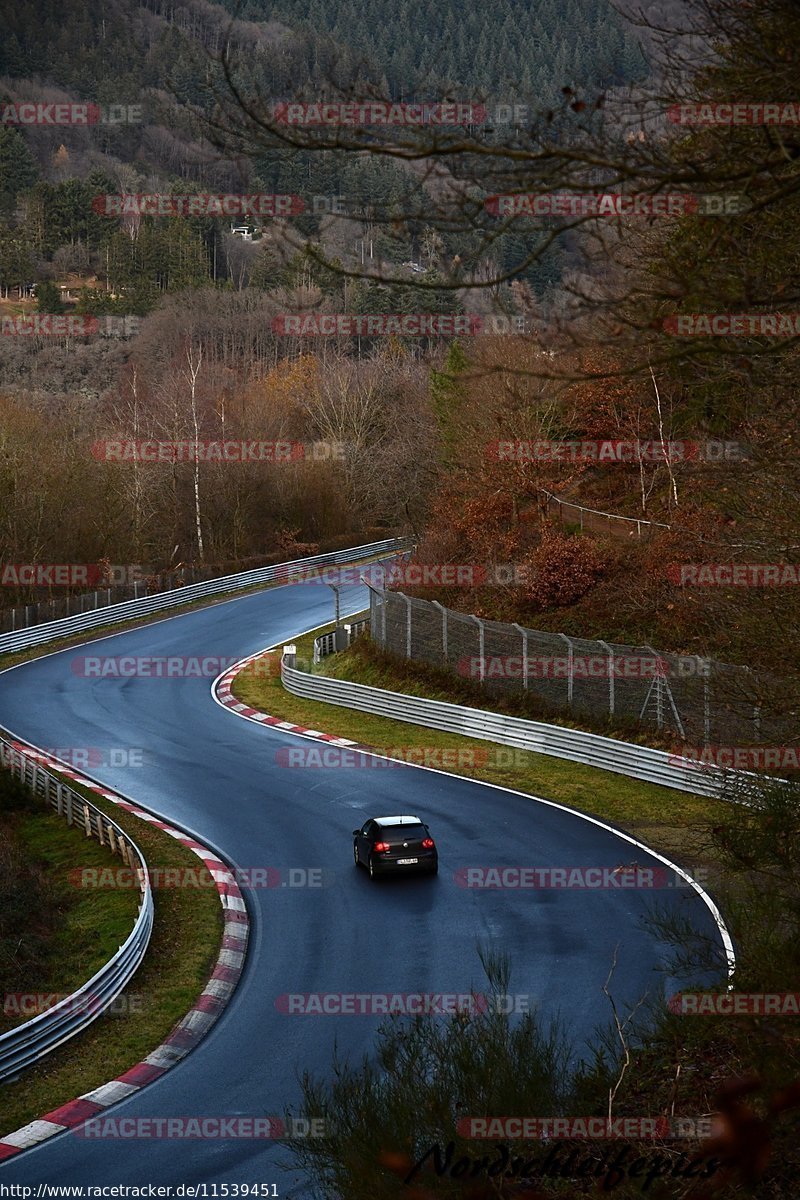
[0,776,223,1136]
[234,626,726,882]
[0,809,140,1036]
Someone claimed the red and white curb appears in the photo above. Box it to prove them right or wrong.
[215,650,376,755]
[0,742,249,1163]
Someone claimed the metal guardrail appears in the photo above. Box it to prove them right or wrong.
[0,539,411,657]
[312,617,370,665]
[281,650,728,798]
[346,618,370,641]
[313,631,338,664]
[0,734,154,1083]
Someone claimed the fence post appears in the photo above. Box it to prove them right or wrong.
[470,616,485,684]
[701,663,711,744]
[395,592,412,658]
[597,639,615,716]
[432,601,448,662]
[557,633,574,707]
[512,623,529,691]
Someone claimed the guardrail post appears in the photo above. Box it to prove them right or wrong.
[83,802,92,836]
[597,639,615,716]
[65,789,74,826]
[512,623,529,690]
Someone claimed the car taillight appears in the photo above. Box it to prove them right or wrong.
[373,841,390,853]
[422,838,435,849]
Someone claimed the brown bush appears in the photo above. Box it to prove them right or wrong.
[521,532,606,609]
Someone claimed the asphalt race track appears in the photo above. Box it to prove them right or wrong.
[0,578,729,1193]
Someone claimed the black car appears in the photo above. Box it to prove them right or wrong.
[353,814,438,878]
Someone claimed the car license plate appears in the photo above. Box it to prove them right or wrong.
[397,857,418,865]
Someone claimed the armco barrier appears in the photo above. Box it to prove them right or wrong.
[0,734,154,1083]
[281,650,728,798]
[0,539,410,657]
[313,616,370,664]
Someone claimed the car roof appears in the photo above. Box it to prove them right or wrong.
[373,815,423,826]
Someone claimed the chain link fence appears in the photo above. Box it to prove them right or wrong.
[368,586,793,746]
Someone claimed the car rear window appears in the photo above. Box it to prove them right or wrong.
[381,824,428,842]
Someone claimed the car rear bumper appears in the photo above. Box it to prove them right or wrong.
[372,853,438,874]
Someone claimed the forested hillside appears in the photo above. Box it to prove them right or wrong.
[240,0,647,99]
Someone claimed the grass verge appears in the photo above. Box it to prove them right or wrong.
[0,768,223,1136]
